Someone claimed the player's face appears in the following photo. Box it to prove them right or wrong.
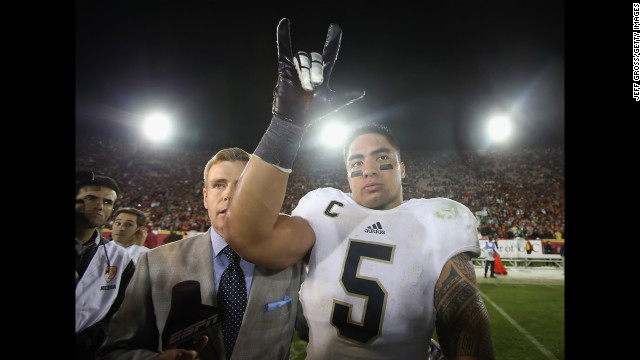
[203,160,248,236]
[75,185,117,228]
[111,213,142,245]
[346,133,405,210]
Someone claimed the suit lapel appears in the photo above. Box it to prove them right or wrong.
[244,265,269,319]
[182,230,224,359]
[189,230,216,306]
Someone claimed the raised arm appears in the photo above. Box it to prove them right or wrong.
[226,156,314,269]
[434,252,495,360]
[224,18,364,269]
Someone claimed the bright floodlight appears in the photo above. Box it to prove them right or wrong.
[487,115,512,142]
[143,113,172,141]
[321,122,347,147]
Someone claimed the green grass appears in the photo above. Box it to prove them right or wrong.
[289,282,564,360]
[478,282,564,360]
[289,331,307,360]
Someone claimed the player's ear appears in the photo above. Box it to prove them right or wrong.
[400,162,406,179]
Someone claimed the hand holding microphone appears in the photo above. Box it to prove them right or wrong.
[162,281,220,356]
[157,339,208,360]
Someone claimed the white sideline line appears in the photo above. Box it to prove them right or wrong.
[479,290,559,360]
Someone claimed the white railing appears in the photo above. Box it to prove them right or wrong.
[473,239,563,267]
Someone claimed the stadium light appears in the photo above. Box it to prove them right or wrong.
[143,113,172,142]
[486,114,513,143]
[320,121,347,147]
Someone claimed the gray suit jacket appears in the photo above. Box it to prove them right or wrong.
[95,229,307,360]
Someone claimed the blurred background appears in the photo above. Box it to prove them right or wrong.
[76,1,565,246]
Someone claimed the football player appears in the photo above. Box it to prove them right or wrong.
[225,18,495,359]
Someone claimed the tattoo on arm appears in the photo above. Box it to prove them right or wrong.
[434,253,495,359]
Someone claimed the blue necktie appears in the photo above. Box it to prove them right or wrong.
[218,246,247,359]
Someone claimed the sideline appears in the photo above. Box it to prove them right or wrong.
[479,289,559,360]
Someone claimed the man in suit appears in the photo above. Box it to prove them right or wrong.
[95,147,307,360]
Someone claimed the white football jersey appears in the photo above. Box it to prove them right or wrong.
[292,188,480,359]
[76,240,134,333]
[125,244,150,266]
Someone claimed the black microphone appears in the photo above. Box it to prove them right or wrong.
[162,280,220,351]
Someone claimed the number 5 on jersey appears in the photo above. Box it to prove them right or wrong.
[331,239,395,344]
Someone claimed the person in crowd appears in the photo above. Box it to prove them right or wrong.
[111,207,150,265]
[525,236,534,255]
[75,171,136,360]
[554,228,563,242]
[491,237,508,275]
[544,240,553,254]
[544,240,555,267]
[224,18,494,359]
[143,223,159,249]
[95,147,307,360]
[484,236,498,278]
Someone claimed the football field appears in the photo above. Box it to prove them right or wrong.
[289,266,564,360]
[473,269,564,360]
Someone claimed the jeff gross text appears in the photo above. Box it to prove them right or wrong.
[634,3,640,100]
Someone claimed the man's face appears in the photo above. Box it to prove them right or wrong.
[346,133,406,210]
[111,213,142,244]
[203,160,247,236]
[75,185,117,228]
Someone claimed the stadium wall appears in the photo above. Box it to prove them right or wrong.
[478,239,564,257]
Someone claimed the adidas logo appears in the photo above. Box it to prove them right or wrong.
[364,222,385,234]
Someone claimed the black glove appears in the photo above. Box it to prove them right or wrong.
[254,18,364,172]
[272,18,364,127]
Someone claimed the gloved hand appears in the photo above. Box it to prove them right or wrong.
[272,18,365,127]
[254,18,364,172]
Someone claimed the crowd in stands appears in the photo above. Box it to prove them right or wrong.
[76,136,564,240]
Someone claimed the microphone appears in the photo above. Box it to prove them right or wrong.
[162,280,220,351]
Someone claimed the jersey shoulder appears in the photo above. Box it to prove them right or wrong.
[405,197,475,219]
[301,187,350,200]
[406,197,480,256]
[293,187,352,213]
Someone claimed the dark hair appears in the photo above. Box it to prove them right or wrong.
[75,171,120,197]
[342,123,402,164]
[113,207,148,227]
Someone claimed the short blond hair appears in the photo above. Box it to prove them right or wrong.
[203,147,251,187]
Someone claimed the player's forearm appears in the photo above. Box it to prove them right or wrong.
[225,155,289,253]
[434,253,495,359]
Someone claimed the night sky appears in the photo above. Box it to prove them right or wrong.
[76,1,565,153]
